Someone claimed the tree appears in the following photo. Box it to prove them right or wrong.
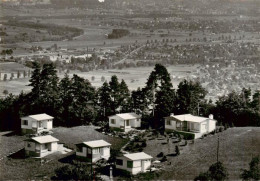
[68,74,96,126]
[144,64,176,128]
[131,87,148,115]
[240,156,260,180]
[208,162,229,180]
[119,79,130,112]
[101,76,105,82]
[195,161,228,181]
[58,73,72,126]
[3,90,8,97]
[175,80,207,115]
[17,71,20,78]
[3,74,7,81]
[109,75,121,114]
[91,76,95,81]
[54,162,93,180]
[23,70,27,78]
[98,81,113,118]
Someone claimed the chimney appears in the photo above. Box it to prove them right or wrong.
[170,113,174,117]
[209,114,214,119]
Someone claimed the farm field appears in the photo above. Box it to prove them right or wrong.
[143,127,260,180]
[0,126,127,180]
[0,63,198,96]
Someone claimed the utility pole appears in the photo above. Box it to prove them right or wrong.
[152,83,155,117]
[217,136,219,162]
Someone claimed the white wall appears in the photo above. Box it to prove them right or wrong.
[42,120,53,130]
[76,147,87,157]
[21,117,34,129]
[143,160,151,171]
[109,116,141,129]
[51,142,58,151]
[109,116,124,128]
[208,120,217,132]
[102,147,110,158]
[116,157,151,175]
[165,119,176,130]
[24,141,36,152]
[130,119,141,128]
[200,122,207,134]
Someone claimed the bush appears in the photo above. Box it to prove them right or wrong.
[157,152,164,157]
[240,156,260,180]
[160,156,167,162]
[175,145,180,155]
[141,141,147,147]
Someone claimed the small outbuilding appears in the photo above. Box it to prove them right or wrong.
[108,113,141,132]
[76,140,111,163]
[21,113,54,135]
[24,135,59,158]
[116,152,153,175]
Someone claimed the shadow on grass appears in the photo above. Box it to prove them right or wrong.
[166,153,177,157]
[2,131,20,137]
[58,153,76,164]
[8,148,27,159]
[161,142,168,145]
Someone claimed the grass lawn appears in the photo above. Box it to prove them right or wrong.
[143,127,260,180]
[52,126,128,151]
[0,126,127,180]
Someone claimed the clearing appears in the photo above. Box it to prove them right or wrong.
[0,126,127,180]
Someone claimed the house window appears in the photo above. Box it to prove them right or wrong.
[116,159,123,166]
[27,143,31,147]
[166,120,171,125]
[111,119,116,124]
[23,120,28,125]
[93,148,100,154]
[76,146,83,152]
[127,161,133,168]
[176,122,181,128]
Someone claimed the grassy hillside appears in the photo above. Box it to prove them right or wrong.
[0,126,127,180]
[143,127,260,180]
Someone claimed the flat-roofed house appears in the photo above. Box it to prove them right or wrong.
[76,140,111,163]
[165,113,217,138]
[116,152,153,175]
[21,113,54,135]
[108,113,141,132]
[24,135,59,158]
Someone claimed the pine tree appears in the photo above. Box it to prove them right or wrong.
[119,79,130,112]
[175,80,207,115]
[98,81,113,117]
[109,75,121,114]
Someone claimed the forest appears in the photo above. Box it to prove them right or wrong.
[0,63,259,132]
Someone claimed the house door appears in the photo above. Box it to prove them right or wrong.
[126,120,130,126]
[183,121,188,131]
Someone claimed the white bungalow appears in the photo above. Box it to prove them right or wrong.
[76,140,111,163]
[165,113,217,138]
[24,135,59,158]
[21,113,54,135]
[108,113,141,132]
[116,152,153,175]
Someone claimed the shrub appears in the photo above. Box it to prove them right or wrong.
[157,152,164,157]
[240,156,260,180]
[160,156,167,162]
[141,141,147,147]
[175,145,180,155]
